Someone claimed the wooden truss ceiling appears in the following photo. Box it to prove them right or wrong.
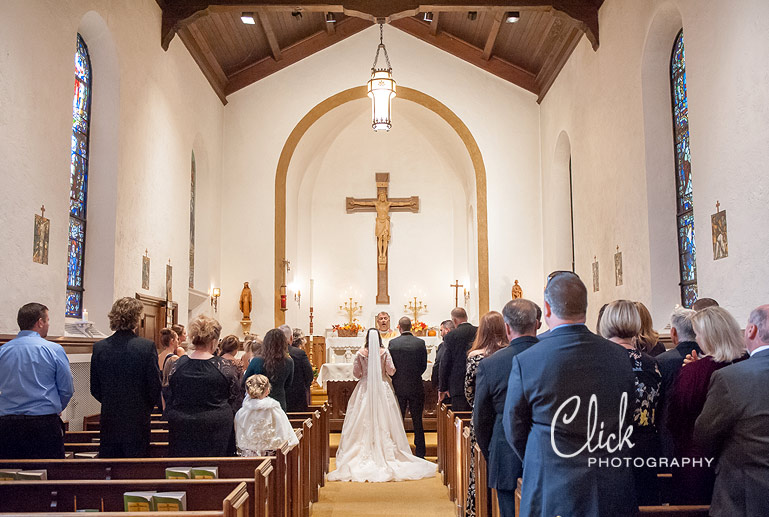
[156,1,603,104]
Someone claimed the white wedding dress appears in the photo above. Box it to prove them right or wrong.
[327,329,436,482]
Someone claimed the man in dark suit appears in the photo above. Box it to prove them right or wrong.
[90,297,161,458]
[389,317,428,457]
[695,304,769,516]
[503,272,637,516]
[431,319,454,394]
[656,306,700,458]
[474,299,538,517]
[438,308,477,411]
[286,328,314,412]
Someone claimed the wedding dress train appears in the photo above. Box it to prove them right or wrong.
[327,329,436,483]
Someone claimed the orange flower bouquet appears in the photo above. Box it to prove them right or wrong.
[412,321,428,336]
[333,322,364,337]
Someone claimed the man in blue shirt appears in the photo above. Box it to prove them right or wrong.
[0,303,74,458]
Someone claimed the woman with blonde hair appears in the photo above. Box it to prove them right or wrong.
[600,300,662,504]
[635,302,666,356]
[164,315,241,456]
[668,306,747,504]
[463,311,508,517]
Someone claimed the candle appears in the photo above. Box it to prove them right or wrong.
[82,309,88,322]
[310,278,314,307]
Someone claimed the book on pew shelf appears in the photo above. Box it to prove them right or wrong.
[64,451,74,459]
[16,469,48,480]
[191,467,218,479]
[165,467,192,479]
[123,491,156,512]
[0,469,20,480]
[153,492,187,511]
[74,452,99,459]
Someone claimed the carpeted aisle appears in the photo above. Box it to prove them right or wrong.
[312,458,455,517]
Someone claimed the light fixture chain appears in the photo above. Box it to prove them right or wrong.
[371,23,392,71]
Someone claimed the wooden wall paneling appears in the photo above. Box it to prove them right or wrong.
[225,17,372,95]
[391,16,538,95]
[536,25,581,101]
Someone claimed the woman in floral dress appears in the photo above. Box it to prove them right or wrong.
[464,311,508,517]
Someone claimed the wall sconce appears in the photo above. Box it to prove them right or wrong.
[463,288,470,306]
[211,287,221,312]
[294,290,301,308]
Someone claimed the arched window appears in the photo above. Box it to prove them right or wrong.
[189,151,196,288]
[67,34,91,317]
[670,29,697,307]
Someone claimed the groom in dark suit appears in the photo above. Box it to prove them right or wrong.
[389,316,428,458]
[473,298,539,516]
[438,307,478,410]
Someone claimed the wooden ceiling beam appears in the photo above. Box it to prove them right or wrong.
[481,11,502,60]
[429,11,440,35]
[157,1,601,49]
[390,16,538,95]
[325,12,336,34]
[257,11,282,60]
[225,16,373,95]
[536,25,580,101]
[177,25,229,103]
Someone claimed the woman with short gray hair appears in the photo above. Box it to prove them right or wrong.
[600,300,662,505]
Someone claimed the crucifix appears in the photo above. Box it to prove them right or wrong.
[346,173,419,304]
[450,279,463,307]
[40,204,46,217]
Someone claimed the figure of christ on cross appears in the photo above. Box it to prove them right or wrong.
[346,173,419,304]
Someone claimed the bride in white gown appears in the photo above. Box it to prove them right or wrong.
[327,328,436,482]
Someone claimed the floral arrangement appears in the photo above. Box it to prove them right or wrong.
[412,321,428,333]
[333,322,364,336]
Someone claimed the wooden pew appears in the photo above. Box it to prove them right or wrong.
[0,478,250,514]
[65,429,169,443]
[1,455,282,517]
[474,442,492,517]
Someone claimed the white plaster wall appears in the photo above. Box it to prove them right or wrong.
[540,0,769,329]
[221,26,543,336]
[0,0,224,334]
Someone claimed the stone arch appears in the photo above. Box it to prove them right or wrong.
[641,4,685,325]
[273,86,489,323]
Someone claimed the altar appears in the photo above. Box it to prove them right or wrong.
[324,335,441,364]
[318,334,440,431]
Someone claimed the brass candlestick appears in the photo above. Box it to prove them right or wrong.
[404,297,427,322]
[339,298,363,325]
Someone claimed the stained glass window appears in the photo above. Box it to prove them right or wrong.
[189,151,196,288]
[67,34,91,317]
[670,29,697,308]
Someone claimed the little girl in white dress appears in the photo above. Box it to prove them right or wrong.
[235,374,299,456]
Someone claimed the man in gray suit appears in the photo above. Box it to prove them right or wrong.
[696,304,769,516]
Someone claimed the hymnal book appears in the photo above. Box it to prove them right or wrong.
[0,469,20,480]
[153,492,187,511]
[123,491,156,512]
[16,470,48,480]
[164,467,192,479]
[74,452,99,459]
[191,466,218,479]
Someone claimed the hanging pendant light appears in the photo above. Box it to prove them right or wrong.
[367,23,396,132]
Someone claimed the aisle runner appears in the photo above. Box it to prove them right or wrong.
[313,459,455,517]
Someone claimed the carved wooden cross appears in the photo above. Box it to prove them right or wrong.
[450,279,463,307]
[346,173,419,304]
[716,200,721,212]
[40,204,45,218]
